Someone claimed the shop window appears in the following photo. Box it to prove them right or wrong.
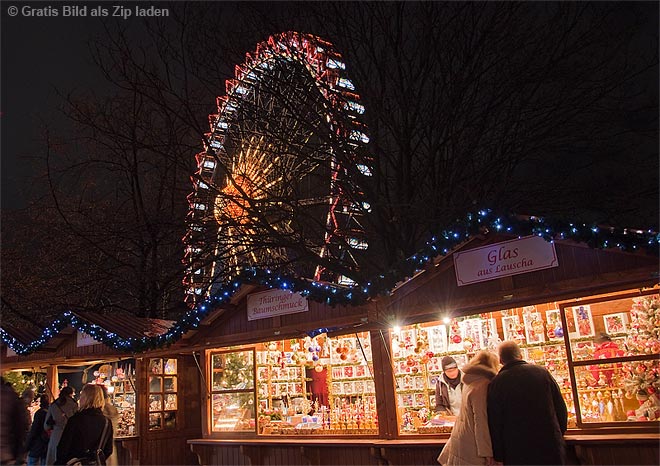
[564,292,660,425]
[148,358,178,430]
[210,350,255,432]
[73,360,137,437]
[390,289,659,435]
[255,331,377,436]
[390,304,574,435]
[208,332,378,436]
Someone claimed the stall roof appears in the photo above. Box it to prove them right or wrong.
[1,310,176,357]
[2,210,658,356]
[72,311,175,339]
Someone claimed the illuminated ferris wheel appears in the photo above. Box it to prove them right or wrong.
[183,32,372,306]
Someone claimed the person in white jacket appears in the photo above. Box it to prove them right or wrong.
[437,350,499,466]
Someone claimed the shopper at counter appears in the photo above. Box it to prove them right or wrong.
[44,387,78,466]
[437,350,499,466]
[55,384,113,466]
[25,395,50,466]
[435,356,464,416]
[487,341,567,465]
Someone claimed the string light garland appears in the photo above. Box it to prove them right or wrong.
[3,209,658,355]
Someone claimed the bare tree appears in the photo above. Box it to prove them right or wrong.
[2,2,656,319]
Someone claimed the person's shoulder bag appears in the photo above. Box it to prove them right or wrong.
[65,417,110,466]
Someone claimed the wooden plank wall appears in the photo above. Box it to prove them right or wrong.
[573,443,660,466]
[189,442,660,466]
[193,298,372,348]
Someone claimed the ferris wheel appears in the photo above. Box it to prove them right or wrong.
[183,32,372,306]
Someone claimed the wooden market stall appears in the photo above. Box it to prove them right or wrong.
[3,232,658,466]
[1,311,202,466]
[185,234,659,466]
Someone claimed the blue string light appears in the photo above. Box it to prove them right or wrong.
[2,209,658,355]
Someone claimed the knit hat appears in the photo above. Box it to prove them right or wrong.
[441,356,458,370]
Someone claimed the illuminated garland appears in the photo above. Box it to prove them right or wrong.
[3,209,658,355]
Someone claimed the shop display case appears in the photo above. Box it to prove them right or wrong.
[326,334,378,434]
[566,292,660,425]
[210,350,255,432]
[148,357,178,430]
[88,360,137,437]
[389,290,660,435]
[209,332,378,436]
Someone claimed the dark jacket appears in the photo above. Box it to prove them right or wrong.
[25,407,49,459]
[55,408,113,465]
[487,360,568,465]
[0,383,28,463]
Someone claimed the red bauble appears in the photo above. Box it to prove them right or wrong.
[451,334,462,344]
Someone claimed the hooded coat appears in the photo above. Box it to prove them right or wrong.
[437,362,497,465]
[487,360,568,465]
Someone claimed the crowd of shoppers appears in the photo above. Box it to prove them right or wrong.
[0,380,115,466]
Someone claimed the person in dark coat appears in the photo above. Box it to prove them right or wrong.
[55,385,113,466]
[487,341,568,465]
[0,377,29,465]
[25,395,50,466]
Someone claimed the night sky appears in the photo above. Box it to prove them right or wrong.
[2,1,659,223]
[2,2,126,210]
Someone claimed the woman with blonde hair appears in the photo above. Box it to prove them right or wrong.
[55,384,113,465]
[437,350,499,466]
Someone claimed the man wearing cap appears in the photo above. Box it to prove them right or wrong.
[435,356,463,416]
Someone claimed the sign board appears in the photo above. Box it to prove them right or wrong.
[77,331,100,347]
[247,289,309,321]
[453,235,558,286]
